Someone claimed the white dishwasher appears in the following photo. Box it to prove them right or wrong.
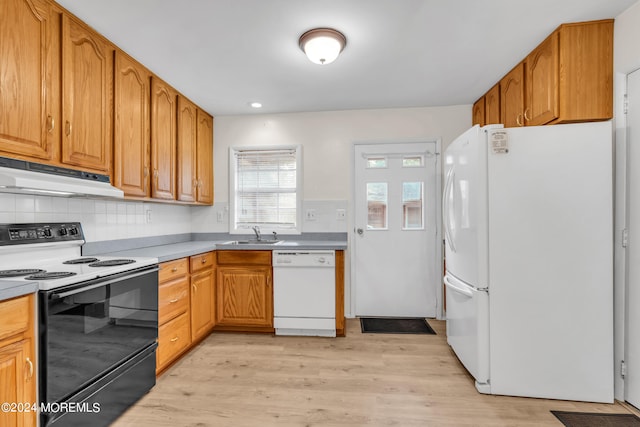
[273,250,336,337]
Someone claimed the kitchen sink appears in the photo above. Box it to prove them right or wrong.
[221,240,283,245]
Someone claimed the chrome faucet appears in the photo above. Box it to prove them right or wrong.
[252,225,261,241]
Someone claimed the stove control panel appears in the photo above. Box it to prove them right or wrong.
[0,223,84,245]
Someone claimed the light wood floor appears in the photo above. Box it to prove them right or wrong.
[112,319,635,426]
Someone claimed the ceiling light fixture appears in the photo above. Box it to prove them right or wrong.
[250,102,262,108]
[298,28,347,65]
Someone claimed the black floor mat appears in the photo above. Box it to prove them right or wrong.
[360,317,436,334]
[551,411,640,427]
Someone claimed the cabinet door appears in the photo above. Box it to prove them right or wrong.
[500,63,525,128]
[0,339,35,427]
[485,84,500,125]
[177,96,197,202]
[0,0,57,161]
[525,31,559,126]
[114,52,150,197]
[216,267,272,327]
[472,97,485,126]
[196,110,214,204]
[151,77,177,200]
[191,268,215,340]
[61,15,113,172]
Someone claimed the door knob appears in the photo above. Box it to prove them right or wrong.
[356,228,364,235]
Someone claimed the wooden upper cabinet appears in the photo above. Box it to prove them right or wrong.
[61,14,113,173]
[525,31,559,126]
[114,51,151,197]
[524,19,613,126]
[485,84,500,125]
[500,63,525,128]
[151,77,177,200]
[472,97,485,126]
[0,0,58,162]
[556,20,613,123]
[196,110,214,204]
[177,96,197,202]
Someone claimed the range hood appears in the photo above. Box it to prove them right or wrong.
[0,156,124,199]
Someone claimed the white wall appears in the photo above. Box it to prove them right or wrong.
[613,0,640,401]
[191,105,471,234]
[191,105,470,318]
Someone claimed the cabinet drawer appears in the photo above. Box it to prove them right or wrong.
[159,258,189,283]
[217,250,271,266]
[190,251,215,273]
[0,295,32,341]
[158,276,189,325]
[157,312,190,370]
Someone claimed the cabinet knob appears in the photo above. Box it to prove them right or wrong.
[170,337,179,342]
[65,120,72,136]
[201,257,207,264]
[169,298,179,304]
[524,108,531,122]
[144,167,150,178]
[171,267,178,272]
[516,114,524,127]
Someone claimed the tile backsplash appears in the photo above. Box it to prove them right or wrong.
[0,193,191,242]
[0,193,347,243]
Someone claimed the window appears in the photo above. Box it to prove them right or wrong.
[230,146,302,233]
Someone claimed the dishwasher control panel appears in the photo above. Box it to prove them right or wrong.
[272,250,335,267]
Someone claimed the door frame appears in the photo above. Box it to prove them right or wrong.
[349,137,443,320]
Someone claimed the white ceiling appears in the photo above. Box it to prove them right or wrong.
[55,0,638,117]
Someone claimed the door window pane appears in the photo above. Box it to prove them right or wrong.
[367,182,388,229]
[366,157,387,168]
[402,182,423,229]
[402,156,423,167]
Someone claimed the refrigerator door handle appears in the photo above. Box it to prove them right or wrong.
[443,168,457,252]
[444,274,473,298]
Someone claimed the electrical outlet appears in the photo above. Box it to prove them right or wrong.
[145,208,152,224]
[305,209,317,221]
[336,209,346,220]
[217,211,224,222]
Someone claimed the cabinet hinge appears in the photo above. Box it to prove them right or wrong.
[622,360,627,378]
[623,229,629,248]
[624,94,629,115]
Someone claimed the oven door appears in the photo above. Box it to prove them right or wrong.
[39,266,159,405]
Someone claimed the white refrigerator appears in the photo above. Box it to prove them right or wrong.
[443,121,614,403]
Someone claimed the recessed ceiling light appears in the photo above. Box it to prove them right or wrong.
[250,102,262,108]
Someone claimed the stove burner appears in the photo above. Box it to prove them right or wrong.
[89,259,135,267]
[25,271,77,280]
[0,269,45,278]
[63,257,99,265]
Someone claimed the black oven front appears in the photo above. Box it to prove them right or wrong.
[39,265,159,426]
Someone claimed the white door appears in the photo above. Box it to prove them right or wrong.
[626,68,640,408]
[353,142,440,317]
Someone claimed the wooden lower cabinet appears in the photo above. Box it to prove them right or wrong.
[156,252,216,375]
[0,295,36,427]
[157,312,190,370]
[156,258,190,374]
[189,252,216,341]
[215,251,273,332]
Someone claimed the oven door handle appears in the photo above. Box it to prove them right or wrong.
[50,267,159,299]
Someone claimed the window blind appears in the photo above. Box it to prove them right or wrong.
[233,148,298,228]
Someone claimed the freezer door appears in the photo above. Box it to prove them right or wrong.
[444,273,489,386]
[443,125,499,289]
